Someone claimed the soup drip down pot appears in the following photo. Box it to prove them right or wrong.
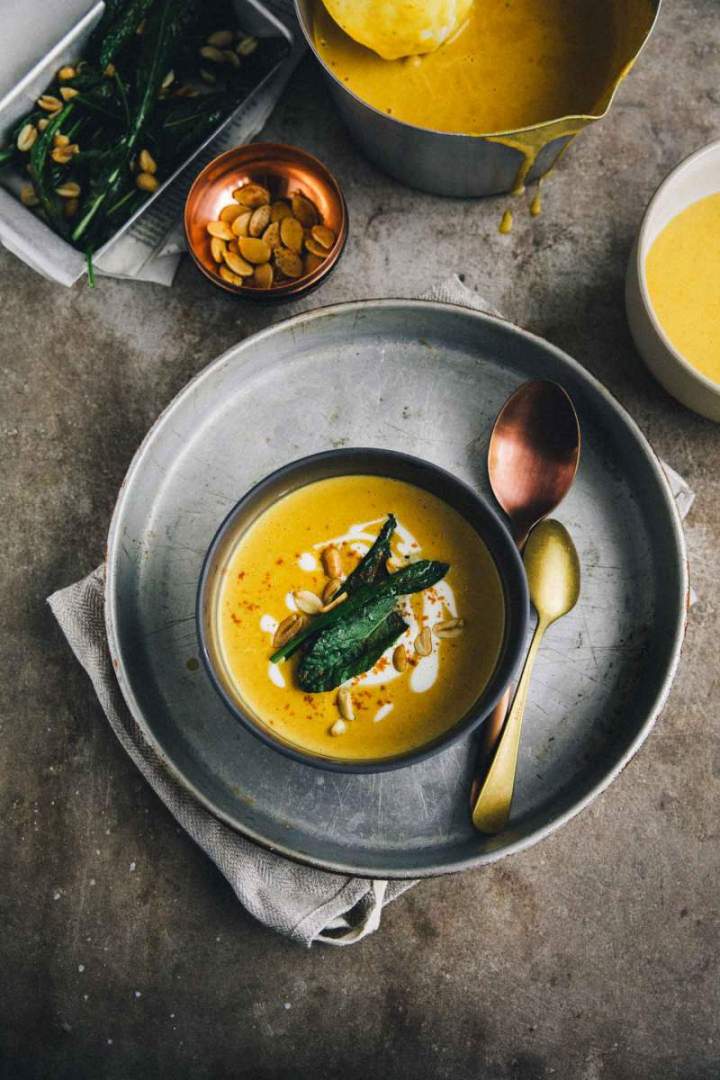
[294,0,661,197]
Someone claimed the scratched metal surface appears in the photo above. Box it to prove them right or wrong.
[105,300,686,878]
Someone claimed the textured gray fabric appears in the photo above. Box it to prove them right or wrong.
[47,277,694,946]
[48,566,414,947]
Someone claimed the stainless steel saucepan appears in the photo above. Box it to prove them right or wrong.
[294,0,661,197]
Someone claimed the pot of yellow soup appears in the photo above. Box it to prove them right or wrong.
[197,449,529,771]
[294,0,659,198]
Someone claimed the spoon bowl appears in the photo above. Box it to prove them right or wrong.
[489,380,581,547]
[472,519,581,833]
[524,519,581,623]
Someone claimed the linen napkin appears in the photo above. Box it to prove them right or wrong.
[48,277,695,946]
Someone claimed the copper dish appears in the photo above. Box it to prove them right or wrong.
[184,142,348,300]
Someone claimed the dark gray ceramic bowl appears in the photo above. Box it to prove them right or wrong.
[197,448,529,773]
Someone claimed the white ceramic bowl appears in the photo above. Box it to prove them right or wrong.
[626,139,720,422]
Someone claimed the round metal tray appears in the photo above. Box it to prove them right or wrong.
[106,300,687,878]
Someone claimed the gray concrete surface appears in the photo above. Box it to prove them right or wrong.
[1,2,719,1077]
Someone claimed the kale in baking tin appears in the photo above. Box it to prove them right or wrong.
[269,515,449,693]
[0,0,287,276]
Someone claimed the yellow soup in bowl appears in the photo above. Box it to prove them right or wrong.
[211,474,506,763]
[645,193,720,386]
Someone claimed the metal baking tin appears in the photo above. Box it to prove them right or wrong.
[293,0,662,198]
[0,0,293,284]
[196,447,530,772]
[105,300,687,878]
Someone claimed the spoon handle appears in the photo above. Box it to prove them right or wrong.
[468,529,528,806]
[469,688,509,807]
[471,619,546,834]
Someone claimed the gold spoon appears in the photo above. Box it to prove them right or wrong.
[472,519,581,834]
[470,381,580,806]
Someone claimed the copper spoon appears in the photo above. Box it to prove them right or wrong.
[470,380,581,811]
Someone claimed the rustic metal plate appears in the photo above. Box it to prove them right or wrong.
[105,300,687,878]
